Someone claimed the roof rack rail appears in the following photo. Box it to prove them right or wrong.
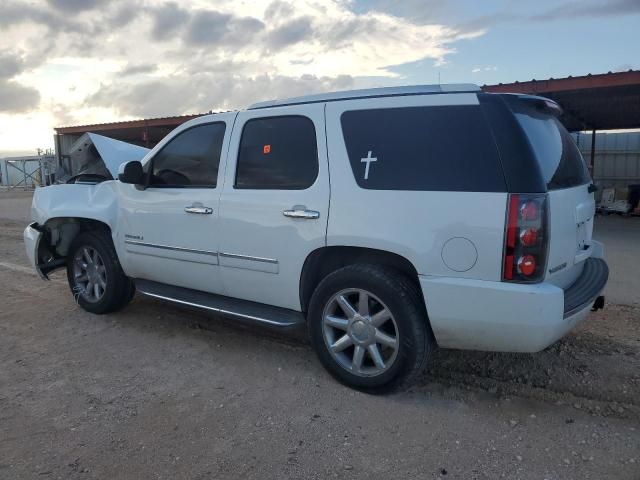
[248,84,480,110]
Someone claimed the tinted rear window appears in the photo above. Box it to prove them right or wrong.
[340,106,506,192]
[510,100,590,190]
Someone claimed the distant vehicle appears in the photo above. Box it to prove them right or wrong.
[24,84,608,392]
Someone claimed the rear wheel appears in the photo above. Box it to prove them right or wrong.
[66,231,134,314]
[308,264,434,393]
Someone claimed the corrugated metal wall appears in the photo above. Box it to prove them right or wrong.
[574,131,640,190]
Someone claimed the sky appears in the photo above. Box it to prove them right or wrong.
[0,0,638,157]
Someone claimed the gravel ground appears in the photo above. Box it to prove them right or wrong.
[1,190,639,479]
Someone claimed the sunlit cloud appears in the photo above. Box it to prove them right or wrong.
[0,0,483,154]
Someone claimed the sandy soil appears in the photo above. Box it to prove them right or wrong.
[1,194,639,479]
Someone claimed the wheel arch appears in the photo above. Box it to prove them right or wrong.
[299,246,422,314]
[35,217,114,277]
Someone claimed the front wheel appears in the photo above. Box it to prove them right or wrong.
[308,264,434,393]
[66,231,134,314]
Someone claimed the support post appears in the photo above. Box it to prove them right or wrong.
[590,128,596,178]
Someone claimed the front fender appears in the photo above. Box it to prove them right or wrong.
[31,181,119,231]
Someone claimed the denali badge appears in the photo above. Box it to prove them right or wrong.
[549,262,567,274]
[125,234,143,240]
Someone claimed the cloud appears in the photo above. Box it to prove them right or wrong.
[120,63,158,76]
[0,80,40,112]
[0,51,25,79]
[46,0,110,13]
[0,0,90,34]
[267,16,314,49]
[530,0,640,21]
[150,2,190,41]
[355,0,446,24]
[87,72,355,117]
[185,10,265,47]
[0,0,486,151]
[264,0,296,19]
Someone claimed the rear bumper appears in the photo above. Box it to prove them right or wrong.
[420,255,609,353]
[563,257,608,318]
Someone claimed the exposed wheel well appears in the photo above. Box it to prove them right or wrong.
[299,246,421,313]
[37,218,112,274]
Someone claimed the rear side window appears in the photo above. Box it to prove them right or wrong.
[235,116,318,189]
[149,122,225,188]
[340,106,506,192]
[510,100,590,190]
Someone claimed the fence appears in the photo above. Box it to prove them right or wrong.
[0,155,56,189]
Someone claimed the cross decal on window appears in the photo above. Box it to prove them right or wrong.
[360,151,377,180]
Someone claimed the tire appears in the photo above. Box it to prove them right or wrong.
[66,230,134,314]
[308,264,435,393]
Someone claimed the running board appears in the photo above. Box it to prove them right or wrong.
[134,279,305,328]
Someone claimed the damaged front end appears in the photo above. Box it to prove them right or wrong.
[24,133,147,279]
[24,219,82,279]
[58,132,149,184]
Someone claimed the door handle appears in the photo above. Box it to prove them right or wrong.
[283,208,320,219]
[185,206,213,214]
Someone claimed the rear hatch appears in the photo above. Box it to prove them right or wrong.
[510,97,594,288]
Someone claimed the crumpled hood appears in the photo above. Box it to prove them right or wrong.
[69,132,150,179]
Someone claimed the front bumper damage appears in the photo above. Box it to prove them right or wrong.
[23,222,66,280]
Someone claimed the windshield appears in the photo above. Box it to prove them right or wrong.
[511,99,590,190]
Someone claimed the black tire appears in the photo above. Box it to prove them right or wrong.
[66,230,134,314]
[308,264,435,393]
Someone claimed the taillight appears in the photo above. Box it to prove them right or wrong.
[502,193,548,282]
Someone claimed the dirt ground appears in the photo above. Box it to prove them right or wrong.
[1,190,639,479]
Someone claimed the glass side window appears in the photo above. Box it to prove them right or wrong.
[149,122,226,188]
[235,116,318,190]
[511,101,590,190]
[340,105,506,192]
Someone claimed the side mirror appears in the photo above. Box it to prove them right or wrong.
[118,161,144,185]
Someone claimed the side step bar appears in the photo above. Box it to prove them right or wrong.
[135,279,305,328]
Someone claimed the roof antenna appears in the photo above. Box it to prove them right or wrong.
[438,71,441,85]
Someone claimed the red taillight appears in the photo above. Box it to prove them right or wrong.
[517,255,536,276]
[502,193,547,283]
[520,201,539,221]
[519,228,538,246]
[506,194,519,248]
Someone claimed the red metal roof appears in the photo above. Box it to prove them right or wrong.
[54,113,207,134]
[482,70,640,131]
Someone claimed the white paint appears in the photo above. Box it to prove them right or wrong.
[69,133,149,178]
[441,237,477,272]
[324,93,505,281]
[88,133,149,177]
[360,151,377,180]
[419,273,600,352]
[545,184,596,288]
[217,103,330,310]
[117,112,238,295]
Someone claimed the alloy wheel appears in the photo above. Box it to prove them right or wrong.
[322,288,399,377]
[72,246,107,303]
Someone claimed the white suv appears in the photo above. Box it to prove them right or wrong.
[24,84,608,392]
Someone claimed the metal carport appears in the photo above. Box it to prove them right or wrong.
[482,70,640,175]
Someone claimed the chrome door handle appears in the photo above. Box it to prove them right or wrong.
[185,206,213,214]
[283,209,320,219]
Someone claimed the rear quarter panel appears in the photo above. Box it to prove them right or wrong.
[325,94,507,281]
